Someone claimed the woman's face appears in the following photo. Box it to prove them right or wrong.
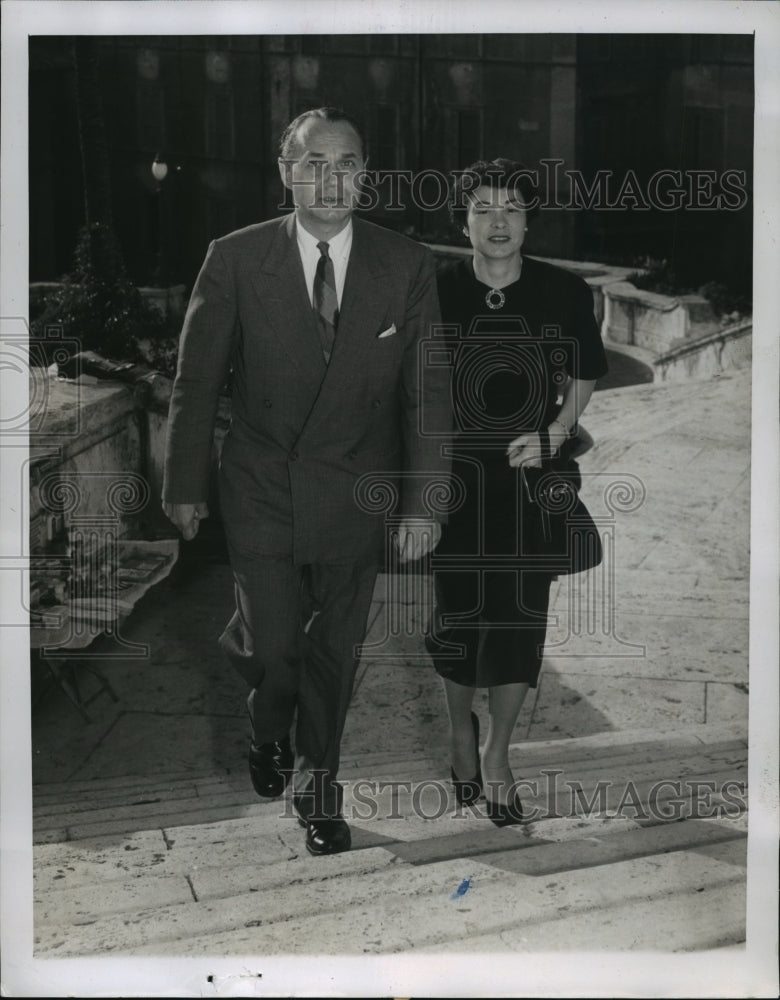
[463,185,528,260]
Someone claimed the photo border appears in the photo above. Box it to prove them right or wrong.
[2,2,778,996]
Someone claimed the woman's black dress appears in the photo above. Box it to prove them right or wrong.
[427,255,608,688]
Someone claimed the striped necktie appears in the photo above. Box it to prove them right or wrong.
[313,240,339,363]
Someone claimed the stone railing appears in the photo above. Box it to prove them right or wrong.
[29,368,181,666]
[425,243,638,331]
[653,318,752,382]
[427,244,751,383]
[602,283,719,354]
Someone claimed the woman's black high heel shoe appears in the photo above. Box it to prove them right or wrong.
[451,712,483,806]
[485,772,524,827]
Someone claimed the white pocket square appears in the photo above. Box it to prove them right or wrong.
[377,324,397,339]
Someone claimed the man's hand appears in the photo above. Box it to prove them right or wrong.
[396,517,442,563]
[162,501,209,541]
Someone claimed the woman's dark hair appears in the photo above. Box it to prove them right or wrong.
[449,158,540,228]
[279,106,367,160]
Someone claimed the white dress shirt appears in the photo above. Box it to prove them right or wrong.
[295,219,353,309]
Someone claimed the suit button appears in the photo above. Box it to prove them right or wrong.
[371,399,381,409]
[290,451,299,461]
[347,450,357,460]
[263,399,272,408]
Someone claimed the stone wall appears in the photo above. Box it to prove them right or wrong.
[426,243,637,333]
[602,283,724,356]
[29,372,173,562]
[653,320,752,383]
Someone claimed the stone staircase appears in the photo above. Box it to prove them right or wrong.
[33,724,747,956]
[28,372,753,963]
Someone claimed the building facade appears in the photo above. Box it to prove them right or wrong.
[29,33,753,296]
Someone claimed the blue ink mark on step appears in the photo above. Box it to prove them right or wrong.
[450,877,472,900]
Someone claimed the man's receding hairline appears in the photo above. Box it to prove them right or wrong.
[284,118,364,159]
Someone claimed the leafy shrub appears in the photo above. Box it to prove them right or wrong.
[31,222,180,375]
[627,258,696,297]
[696,280,752,320]
[627,257,751,319]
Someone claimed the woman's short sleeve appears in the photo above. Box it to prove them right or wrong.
[565,275,609,381]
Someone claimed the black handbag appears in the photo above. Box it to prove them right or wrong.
[519,427,603,576]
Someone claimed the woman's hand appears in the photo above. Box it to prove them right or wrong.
[507,432,543,468]
[507,423,568,468]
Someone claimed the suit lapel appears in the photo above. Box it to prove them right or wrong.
[250,213,327,388]
[323,219,393,384]
[249,215,396,396]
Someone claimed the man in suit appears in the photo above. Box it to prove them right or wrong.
[163,107,451,855]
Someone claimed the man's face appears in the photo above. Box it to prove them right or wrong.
[278,118,365,233]
[464,184,528,260]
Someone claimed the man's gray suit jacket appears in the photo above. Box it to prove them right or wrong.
[163,212,452,565]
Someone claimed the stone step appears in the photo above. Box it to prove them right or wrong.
[32,723,745,802]
[551,575,748,621]
[32,734,745,822]
[32,739,746,844]
[34,766,747,867]
[32,725,749,957]
[351,733,747,784]
[33,727,747,844]
[398,813,746,875]
[413,870,745,953]
[33,846,400,925]
[31,742,445,801]
[337,568,750,642]
[33,809,747,953]
[43,836,743,958]
[611,568,748,593]
[34,799,747,896]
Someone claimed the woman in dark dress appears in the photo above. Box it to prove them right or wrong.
[427,159,608,825]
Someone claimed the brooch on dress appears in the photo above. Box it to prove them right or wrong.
[485,288,506,310]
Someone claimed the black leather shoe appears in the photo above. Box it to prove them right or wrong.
[451,712,483,806]
[293,794,351,855]
[299,815,352,856]
[486,789,524,827]
[248,736,294,799]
